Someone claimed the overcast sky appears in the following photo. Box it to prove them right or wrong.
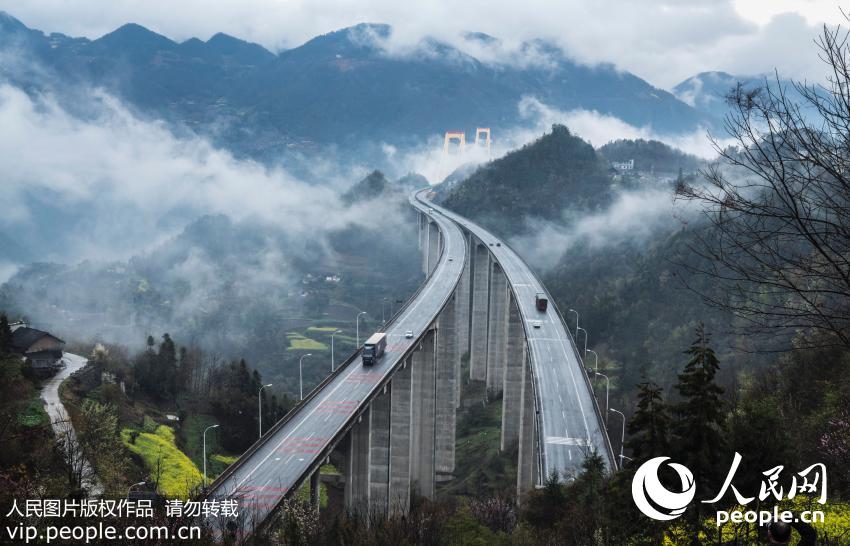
[0,0,842,88]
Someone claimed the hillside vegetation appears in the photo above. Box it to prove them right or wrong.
[598,138,704,173]
[120,424,202,498]
[441,124,613,236]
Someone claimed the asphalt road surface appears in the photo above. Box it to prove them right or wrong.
[41,352,103,495]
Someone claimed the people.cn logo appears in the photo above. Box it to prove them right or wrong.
[632,457,697,521]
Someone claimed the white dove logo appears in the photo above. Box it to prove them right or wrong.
[632,457,696,520]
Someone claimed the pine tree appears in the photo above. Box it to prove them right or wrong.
[620,381,672,545]
[0,315,12,353]
[627,380,670,465]
[673,323,725,545]
[156,334,178,400]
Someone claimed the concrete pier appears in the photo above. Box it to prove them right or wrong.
[309,469,320,512]
[455,233,472,407]
[369,387,392,515]
[436,294,458,477]
[469,238,490,381]
[486,262,508,395]
[501,292,526,451]
[345,407,371,513]
[517,354,537,498]
[427,221,440,276]
[410,329,437,498]
[388,358,413,514]
[419,213,429,275]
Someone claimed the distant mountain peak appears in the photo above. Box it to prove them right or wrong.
[94,22,176,49]
[461,31,500,45]
[208,32,240,44]
[345,169,389,202]
[441,123,612,236]
[205,32,274,58]
[348,22,391,37]
[685,70,736,81]
[673,71,778,121]
[0,10,27,31]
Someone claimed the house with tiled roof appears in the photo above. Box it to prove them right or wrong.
[10,324,65,370]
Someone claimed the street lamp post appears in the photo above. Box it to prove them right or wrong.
[382,298,389,324]
[587,349,599,373]
[330,330,343,372]
[594,371,610,418]
[610,408,626,469]
[577,326,588,355]
[356,311,367,346]
[203,424,219,487]
[299,353,313,400]
[258,383,272,439]
[128,481,145,497]
[569,308,579,337]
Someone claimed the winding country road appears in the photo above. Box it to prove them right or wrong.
[41,352,103,496]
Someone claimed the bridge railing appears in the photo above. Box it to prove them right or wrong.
[205,192,454,496]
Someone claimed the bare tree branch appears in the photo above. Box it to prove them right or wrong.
[676,18,850,350]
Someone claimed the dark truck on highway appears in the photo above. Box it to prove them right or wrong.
[362,332,387,366]
[535,293,548,312]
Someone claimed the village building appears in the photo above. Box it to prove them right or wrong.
[10,323,65,371]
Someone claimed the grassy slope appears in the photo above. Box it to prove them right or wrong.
[439,371,517,497]
[18,393,50,428]
[121,424,203,498]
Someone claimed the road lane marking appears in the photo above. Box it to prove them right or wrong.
[545,436,590,446]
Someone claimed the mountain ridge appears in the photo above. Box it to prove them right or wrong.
[0,12,713,163]
[441,124,613,236]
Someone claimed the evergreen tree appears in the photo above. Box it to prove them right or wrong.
[672,323,725,545]
[627,380,670,464]
[0,315,12,353]
[520,470,565,530]
[209,358,264,452]
[566,452,607,540]
[157,333,177,399]
[133,335,157,396]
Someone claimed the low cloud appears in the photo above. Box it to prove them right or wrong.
[382,95,724,186]
[516,97,729,159]
[0,81,417,351]
[511,187,699,270]
[347,24,562,71]
[0,84,391,263]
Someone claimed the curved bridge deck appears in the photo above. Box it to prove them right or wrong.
[204,188,614,534]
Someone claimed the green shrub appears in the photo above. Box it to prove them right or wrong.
[142,415,158,433]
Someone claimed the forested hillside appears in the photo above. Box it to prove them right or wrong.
[598,138,704,174]
[441,124,613,236]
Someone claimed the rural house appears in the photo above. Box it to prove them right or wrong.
[10,324,65,371]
